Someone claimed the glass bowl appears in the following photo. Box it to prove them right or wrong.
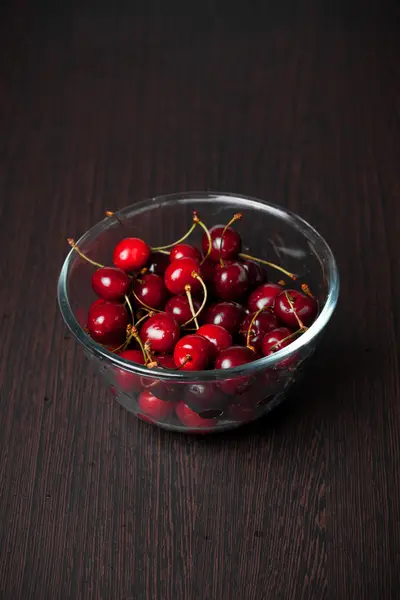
[58,192,339,433]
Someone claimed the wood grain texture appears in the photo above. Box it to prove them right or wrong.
[1,1,400,598]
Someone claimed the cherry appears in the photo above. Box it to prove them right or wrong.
[275,289,318,328]
[142,354,180,402]
[133,273,167,310]
[165,294,201,325]
[241,259,266,287]
[138,389,176,421]
[247,283,282,312]
[176,402,219,430]
[169,243,201,263]
[202,301,245,335]
[196,324,232,358]
[146,252,171,276]
[87,300,128,345]
[91,267,130,301]
[213,261,249,301]
[227,403,256,423]
[200,257,216,283]
[164,258,201,295]
[261,327,292,356]
[140,313,180,353]
[202,224,242,262]
[215,345,258,395]
[239,311,279,351]
[184,383,228,416]
[115,349,145,392]
[173,334,214,371]
[113,237,151,272]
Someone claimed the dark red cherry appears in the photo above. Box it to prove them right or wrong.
[201,224,242,262]
[238,311,279,351]
[115,349,145,392]
[247,283,282,312]
[215,345,258,395]
[196,324,232,358]
[184,383,228,416]
[138,389,176,421]
[200,257,216,283]
[202,301,245,335]
[261,327,292,356]
[140,313,180,353]
[91,267,130,301]
[176,402,219,430]
[146,252,170,276]
[165,294,201,325]
[164,258,201,295]
[170,243,201,263]
[133,273,167,310]
[87,300,128,345]
[241,259,266,287]
[141,354,180,402]
[274,289,318,328]
[213,261,249,301]
[173,334,213,371]
[113,237,151,272]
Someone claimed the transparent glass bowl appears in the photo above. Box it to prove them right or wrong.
[58,192,339,433]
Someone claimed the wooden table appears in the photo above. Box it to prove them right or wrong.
[1,1,400,598]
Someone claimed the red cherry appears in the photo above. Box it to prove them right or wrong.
[116,349,145,392]
[202,301,245,335]
[140,313,180,353]
[184,383,228,416]
[213,261,249,301]
[133,273,167,309]
[200,257,216,283]
[113,237,151,272]
[201,224,242,262]
[164,258,201,295]
[87,300,128,345]
[141,354,180,402]
[176,402,219,429]
[91,267,130,301]
[196,324,232,358]
[247,283,282,312]
[238,311,279,351]
[215,345,258,395]
[173,334,214,371]
[165,294,201,325]
[146,252,171,276]
[169,244,201,263]
[274,289,318,328]
[241,259,266,287]
[261,327,292,356]
[138,389,176,420]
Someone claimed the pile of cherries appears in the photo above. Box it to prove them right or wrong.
[69,210,318,431]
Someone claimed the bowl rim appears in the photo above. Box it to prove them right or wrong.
[58,191,340,381]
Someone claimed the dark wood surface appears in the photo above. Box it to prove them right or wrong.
[1,1,400,598]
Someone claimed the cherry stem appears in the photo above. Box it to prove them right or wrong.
[284,291,305,329]
[105,210,125,228]
[301,283,314,299]
[181,272,208,327]
[192,211,212,264]
[135,310,154,328]
[131,286,162,313]
[144,340,155,364]
[269,327,307,353]
[239,252,297,281]
[219,213,242,267]
[67,238,104,269]
[184,284,199,329]
[151,221,197,251]
[131,326,148,363]
[246,307,265,349]
[124,294,135,325]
